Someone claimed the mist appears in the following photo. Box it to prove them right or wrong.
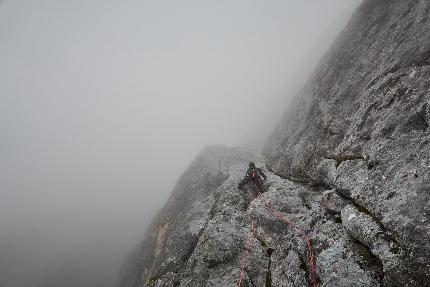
[0,1,362,286]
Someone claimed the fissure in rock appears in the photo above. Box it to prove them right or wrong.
[265,248,274,287]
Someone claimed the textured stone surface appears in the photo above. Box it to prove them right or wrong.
[322,189,348,214]
[118,1,430,286]
[116,145,265,287]
[317,242,379,287]
[117,145,394,286]
[264,0,430,285]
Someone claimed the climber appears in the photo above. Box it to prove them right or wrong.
[238,162,267,192]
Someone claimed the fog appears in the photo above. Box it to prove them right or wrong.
[0,1,361,286]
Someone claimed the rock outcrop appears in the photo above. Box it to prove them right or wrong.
[117,0,430,286]
[117,145,326,287]
[264,0,430,285]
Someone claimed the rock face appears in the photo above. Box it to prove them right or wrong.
[264,0,430,285]
[118,0,430,286]
[117,145,326,287]
[117,145,266,287]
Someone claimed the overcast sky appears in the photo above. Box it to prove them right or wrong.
[0,1,362,286]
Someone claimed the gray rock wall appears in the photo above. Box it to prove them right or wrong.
[118,144,416,286]
[118,0,430,286]
[116,145,263,287]
[264,0,430,285]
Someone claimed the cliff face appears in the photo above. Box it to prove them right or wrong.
[117,145,330,287]
[264,0,430,285]
[118,0,430,286]
[117,146,266,287]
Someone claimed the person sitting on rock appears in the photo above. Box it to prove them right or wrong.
[238,162,267,192]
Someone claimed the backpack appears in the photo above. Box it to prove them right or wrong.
[247,167,260,180]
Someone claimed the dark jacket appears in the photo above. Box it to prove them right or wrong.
[238,166,266,189]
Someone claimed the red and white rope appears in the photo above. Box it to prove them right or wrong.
[235,183,317,287]
[235,219,256,287]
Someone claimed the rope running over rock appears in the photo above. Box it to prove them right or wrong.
[235,183,317,287]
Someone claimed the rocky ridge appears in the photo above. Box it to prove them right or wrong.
[117,0,430,286]
[117,143,429,286]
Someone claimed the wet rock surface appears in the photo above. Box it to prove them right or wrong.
[118,0,430,286]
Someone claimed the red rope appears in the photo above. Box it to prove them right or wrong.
[235,182,317,287]
[256,184,317,287]
[235,219,255,287]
